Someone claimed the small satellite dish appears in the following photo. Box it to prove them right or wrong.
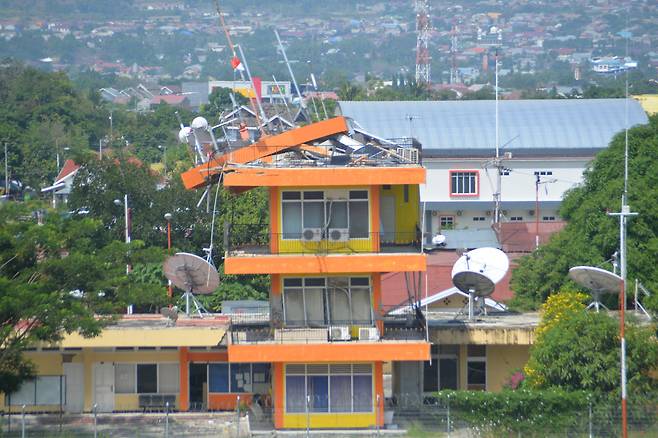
[163,252,219,316]
[191,116,209,130]
[451,247,509,297]
[178,126,192,143]
[568,266,622,312]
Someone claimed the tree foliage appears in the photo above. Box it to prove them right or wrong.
[524,291,658,398]
[510,115,658,312]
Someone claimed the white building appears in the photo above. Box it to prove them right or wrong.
[339,99,649,250]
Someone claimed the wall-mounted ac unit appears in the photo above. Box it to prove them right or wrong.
[328,228,349,242]
[329,326,350,341]
[358,327,379,341]
[396,147,419,163]
[528,209,535,216]
[302,228,323,242]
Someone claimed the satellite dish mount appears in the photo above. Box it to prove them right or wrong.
[163,253,220,317]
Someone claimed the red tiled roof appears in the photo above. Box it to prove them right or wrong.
[150,95,188,105]
[54,159,80,183]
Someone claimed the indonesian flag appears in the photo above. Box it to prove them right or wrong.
[231,56,245,71]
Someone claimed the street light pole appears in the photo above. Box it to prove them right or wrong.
[164,213,173,298]
[114,195,131,274]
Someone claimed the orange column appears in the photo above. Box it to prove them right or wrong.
[270,187,279,254]
[372,273,383,333]
[273,362,285,428]
[371,186,381,252]
[179,347,189,411]
[374,362,385,427]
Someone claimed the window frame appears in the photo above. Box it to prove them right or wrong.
[466,345,487,391]
[113,362,180,395]
[439,215,454,230]
[280,189,370,241]
[449,170,480,197]
[207,362,272,394]
[284,363,373,414]
[282,276,373,327]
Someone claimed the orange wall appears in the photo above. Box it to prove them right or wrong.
[273,363,285,429]
[270,187,279,254]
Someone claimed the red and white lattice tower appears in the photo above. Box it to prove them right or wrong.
[414,0,431,83]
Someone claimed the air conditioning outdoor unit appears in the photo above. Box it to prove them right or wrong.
[302,228,323,242]
[329,326,351,341]
[328,228,349,242]
[528,209,535,216]
[396,147,419,163]
[358,327,379,341]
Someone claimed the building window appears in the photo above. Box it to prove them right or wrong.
[501,168,511,176]
[534,170,553,176]
[285,364,372,413]
[439,216,454,230]
[510,216,524,222]
[281,190,369,239]
[542,216,556,221]
[467,345,486,391]
[283,277,372,327]
[450,171,479,196]
[472,217,486,222]
[208,363,271,394]
[423,345,459,393]
[114,363,180,394]
[7,376,63,405]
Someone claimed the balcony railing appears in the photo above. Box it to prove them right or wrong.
[229,317,426,345]
[225,223,422,256]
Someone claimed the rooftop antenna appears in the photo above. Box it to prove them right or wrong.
[311,72,328,120]
[492,48,503,227]
[272,74,295,124]
[163,252,219,317]
[607,11,636,437]
[451,247,509,320]
[274,29,309,122]
[212,0,266,136]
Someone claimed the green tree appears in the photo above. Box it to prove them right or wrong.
[524,291,658,398]
[510,115,658,312]
[201,87,248,120]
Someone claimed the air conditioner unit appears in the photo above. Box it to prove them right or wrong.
[528,209,535,216]
[328,228,349,242]
[329,326,350,341]
[358,327,379,341]
[302,228,323,242]
[396,147,419,163]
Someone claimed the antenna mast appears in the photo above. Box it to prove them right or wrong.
[275,29,309,121]
[492,49,502,226]
[414,0,431,84]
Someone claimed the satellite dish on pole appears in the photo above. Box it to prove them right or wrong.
[163,252,219,316]
[568,266,622,312]
[451,247,509,319]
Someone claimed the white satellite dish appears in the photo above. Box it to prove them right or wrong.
[163,252,219,316]
[568,266,622,312]
[451,247,509,319]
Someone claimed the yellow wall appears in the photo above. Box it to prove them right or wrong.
[284,413,377,428]
[633,94,658,115]
[381,184,420,240]
[486,345,530,392]
[0,352,64,413]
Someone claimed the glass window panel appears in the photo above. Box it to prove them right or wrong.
[303,201,324,228]
[329,288,350,325]
[137,364,158,394]
[307,375,329,412]
[10,380,36,405]
[349,201,369,238]
[282,202,302,239]
[330,375,351,412]
[439,359,458,390]
[209,363,229,393]
[423,360,438,392]
[349,190,368,200]
[327,201,348,228]
[159,364,179,394]
[305,288,326,326]
[252,364,271,384]
[467,361,486,390]
[350,277,369,286]
[231,363,251,393]
[115,364,136,394]
[351,288,372,325]
[35,376,62,405]
[305,278,325,287]
[282,191,301,200]
[284,278,303,287]
[353,375,372,412]
[303,191,324,200]
[285,376,305,413]
[284,288,304,326]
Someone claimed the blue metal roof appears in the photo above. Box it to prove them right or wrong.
[339,99,648,155]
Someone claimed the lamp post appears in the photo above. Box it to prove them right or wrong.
[114,195,131,274]
[164,213,173,298]
[158,144,167,176]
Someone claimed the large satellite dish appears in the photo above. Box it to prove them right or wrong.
[451,247,509,320]
[163,252,219,316]
[568,266,622,312]
[451,247,509,297]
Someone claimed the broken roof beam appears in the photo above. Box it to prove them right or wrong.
[181,116,350,190]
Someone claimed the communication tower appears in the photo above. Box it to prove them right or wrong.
[415,0,431,84]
